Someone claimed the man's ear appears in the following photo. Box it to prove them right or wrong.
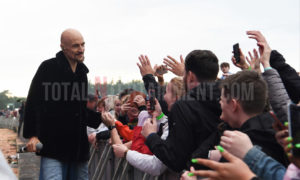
[60,44,64,51]
[231,99,239,112]
[188,71,198,83]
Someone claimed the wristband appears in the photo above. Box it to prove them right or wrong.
[108,125,116,131]
[248,66,252,70]
[156,112,164,120]
[264,67,272,71]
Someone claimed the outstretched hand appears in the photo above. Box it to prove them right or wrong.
[137,55,155,77]
[188,149,256,180]
[163,55,185,76]
[231,49,249,70]
[246,49,261,73]
[247,31,272,68]
[101,112,115,126]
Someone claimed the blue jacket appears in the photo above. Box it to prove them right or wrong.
[244,146,286,180]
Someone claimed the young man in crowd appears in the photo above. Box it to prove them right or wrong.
[141,50,222,172]
[191,70,288,167]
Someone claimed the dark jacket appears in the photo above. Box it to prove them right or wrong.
[145,82,222,172]
[190,112,289,169]
[262,68,290,123]
[270,50,300,103]
[23,51,101,162]
[142,74,169,116]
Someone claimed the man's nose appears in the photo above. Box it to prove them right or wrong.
[79,45,84,53]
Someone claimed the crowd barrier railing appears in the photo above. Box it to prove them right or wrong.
[88,140,178,180]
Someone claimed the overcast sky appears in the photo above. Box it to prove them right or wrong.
[0,0,299,97]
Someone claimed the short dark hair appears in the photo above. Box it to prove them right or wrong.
[220,70,267,115]
[118,88,134,99]
[185,50,219,81]
[88,94,97,102]
[220,62,230,68]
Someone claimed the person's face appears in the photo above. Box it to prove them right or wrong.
[97,104,105,113]
[221,66,229,73]
[114,99,121,115]
[219,89,232,123]
[164,83,177,111]
[127,106,139,121]
[63,36,85,63]
[87,101,97,110]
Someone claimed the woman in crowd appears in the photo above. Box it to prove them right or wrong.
[111,77,184,177]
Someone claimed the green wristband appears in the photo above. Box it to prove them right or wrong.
[156,113,164,120]
[248,66,252,70]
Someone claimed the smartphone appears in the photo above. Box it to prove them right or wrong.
[148,89,156,111]
[288,102,300,157]
[233,43,240,63]
[156,65,168,75]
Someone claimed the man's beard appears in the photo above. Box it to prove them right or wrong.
[75,54,85,63]
[183,76,188,92]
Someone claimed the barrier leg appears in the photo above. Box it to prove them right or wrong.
[92,143,109,180]
[96,146,112,180]
[112,158,125,180]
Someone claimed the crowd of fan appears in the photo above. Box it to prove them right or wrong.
[86,31,300,180]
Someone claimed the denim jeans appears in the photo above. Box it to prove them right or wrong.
[39,156,88,180]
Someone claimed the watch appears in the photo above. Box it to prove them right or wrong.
[108,125,116,131]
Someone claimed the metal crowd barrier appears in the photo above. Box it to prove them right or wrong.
[0,116,19,131]
[88,140,179,180]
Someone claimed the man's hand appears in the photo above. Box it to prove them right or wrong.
[247,31,272,68]
[231,49,249,70]
[257,42,272,68]
[163,55,185,76]
[141,117,158,138]
[101,112,115,126]
[246,49,261,73]
[26,136,41,152]
[133,95,146,107]
[154,64,168,76]
[88,133,97,148]
[189,150,256,180]
[220,130,253,159]
[137,55,155,77]
[112,144,129,158]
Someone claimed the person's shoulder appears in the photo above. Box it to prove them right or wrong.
[39,57,57,68]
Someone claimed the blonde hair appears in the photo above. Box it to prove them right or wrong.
[104,95,118,112]
[170,77,185,99]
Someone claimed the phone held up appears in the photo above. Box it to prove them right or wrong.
[288,102,300,157]
[233,43,240,63]
[148,89,156,111]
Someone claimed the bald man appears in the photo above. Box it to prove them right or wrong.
[23,29,102,180]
